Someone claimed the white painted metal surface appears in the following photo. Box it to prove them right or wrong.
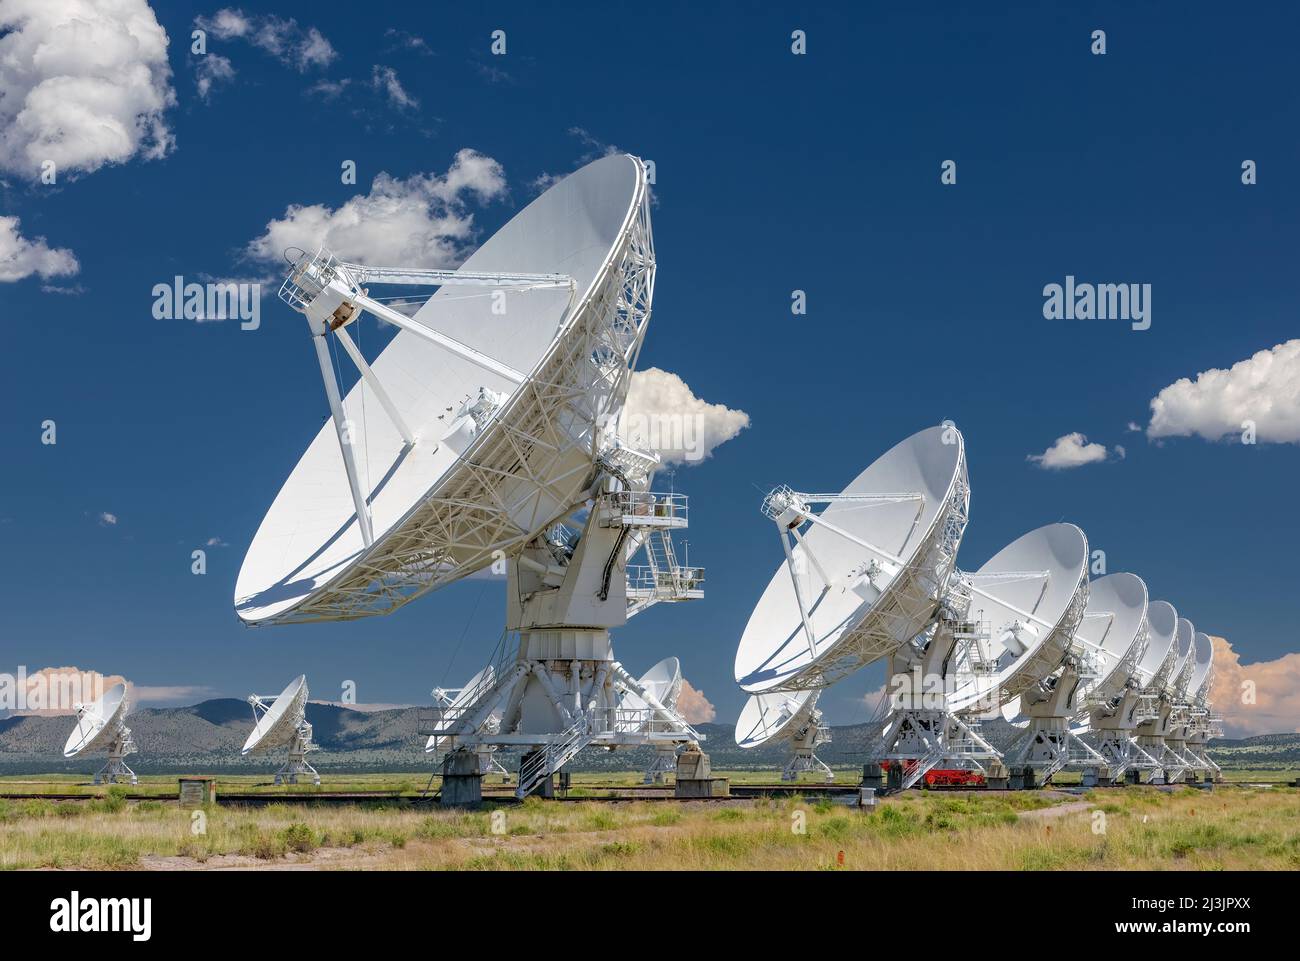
[735,424,970,694]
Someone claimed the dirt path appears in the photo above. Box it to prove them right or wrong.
[1017,799,1094,821]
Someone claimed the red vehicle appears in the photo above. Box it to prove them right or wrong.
[878,760,986,788]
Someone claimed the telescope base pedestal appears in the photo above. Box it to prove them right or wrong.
[674,749,728,798]
[440,750,484,807]
[94,757,137,786]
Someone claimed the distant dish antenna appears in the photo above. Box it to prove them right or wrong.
[1002,571,1147,783]
[872,520,1090,790]
[735,690,833,782]
[242,675,319,785]
[1133,617,1196,784]
[1070,573,1163,783]
[617,657,684,783]
[1159,623,1208,782]
[62,682,137,785]
[420,666,509,780]
[235,154,705,802]
[1181,632,1221,779]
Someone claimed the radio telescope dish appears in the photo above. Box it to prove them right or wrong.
[63,682,137,785]
[1188,631,1214,701]
[243,675,319,785]
[1132,599,1178,691]
[1168,618,1197,698]
[236,153,651,625]
[424,665,496,753]
[735,425,970,694]
[735,690,833,782]
[618,657,685,782]
[948,523,1090,713]
[235,152,706,802]
[620,657,683,718]
[422,666,509,779]
[1075,572,1149,708]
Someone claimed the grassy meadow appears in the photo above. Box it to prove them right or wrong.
[1,772,1297,870]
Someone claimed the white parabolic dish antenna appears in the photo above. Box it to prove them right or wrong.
[735,425,970,694]
[1167,617,1197,698]
[1188,631,1214,700]
[424,665,495,753]
[734,690,819,750]
[1074,572,1149,707]
[617,657,682,732]
[63,682,129,758]
[1133,599,1178,690]
[242,675,309,755]
[235,153,650,625]
[949,523,1090,713]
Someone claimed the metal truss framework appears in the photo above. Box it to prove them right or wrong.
[269,169,658,624]
[94,728,138,786]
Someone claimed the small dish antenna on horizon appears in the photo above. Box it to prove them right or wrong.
[735,689,834,782]
[243,674,319,785]
[62,682,137,785]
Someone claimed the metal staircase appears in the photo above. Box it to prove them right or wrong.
[516,712,596,799]
[610,491,704,617]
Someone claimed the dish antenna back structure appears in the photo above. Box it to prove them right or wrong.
[243,675,319,785]
[735,690,834,782]
[235,154,704,804]
[63,682,137,785]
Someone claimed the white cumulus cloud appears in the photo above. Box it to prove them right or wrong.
[1146,339,1300,444]
[371,65,418,109]
[620,368,750,466]
[195,8,336,71]
[244,149,507,268]
[0,0,176,179]
[675,679,716,724]
[0,216,78,282]
[194,53,234,100]
[1027,432,1114,470]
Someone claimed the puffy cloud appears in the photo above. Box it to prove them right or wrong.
[1147,340,1300,444]
[371,65,418,109]
[97,511,118,525]
[244,149,507,268]
[194,8,336,71]
[620,368,750,466]
[0,0,176,179]
[0,216,78,282]
[1027,432,1115,470]
[194,53,234,100]
[1207,635,1300,737]
[675,679,716,724]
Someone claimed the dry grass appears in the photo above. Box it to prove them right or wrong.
[2,783,1296,871]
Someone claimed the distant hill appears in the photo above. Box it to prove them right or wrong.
[1,700,1295,775]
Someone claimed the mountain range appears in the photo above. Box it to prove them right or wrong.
[0,700,1294,775]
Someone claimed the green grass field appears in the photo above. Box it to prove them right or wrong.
[1,772,1297,870]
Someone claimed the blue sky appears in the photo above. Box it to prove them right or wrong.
[2,1,1298,732]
